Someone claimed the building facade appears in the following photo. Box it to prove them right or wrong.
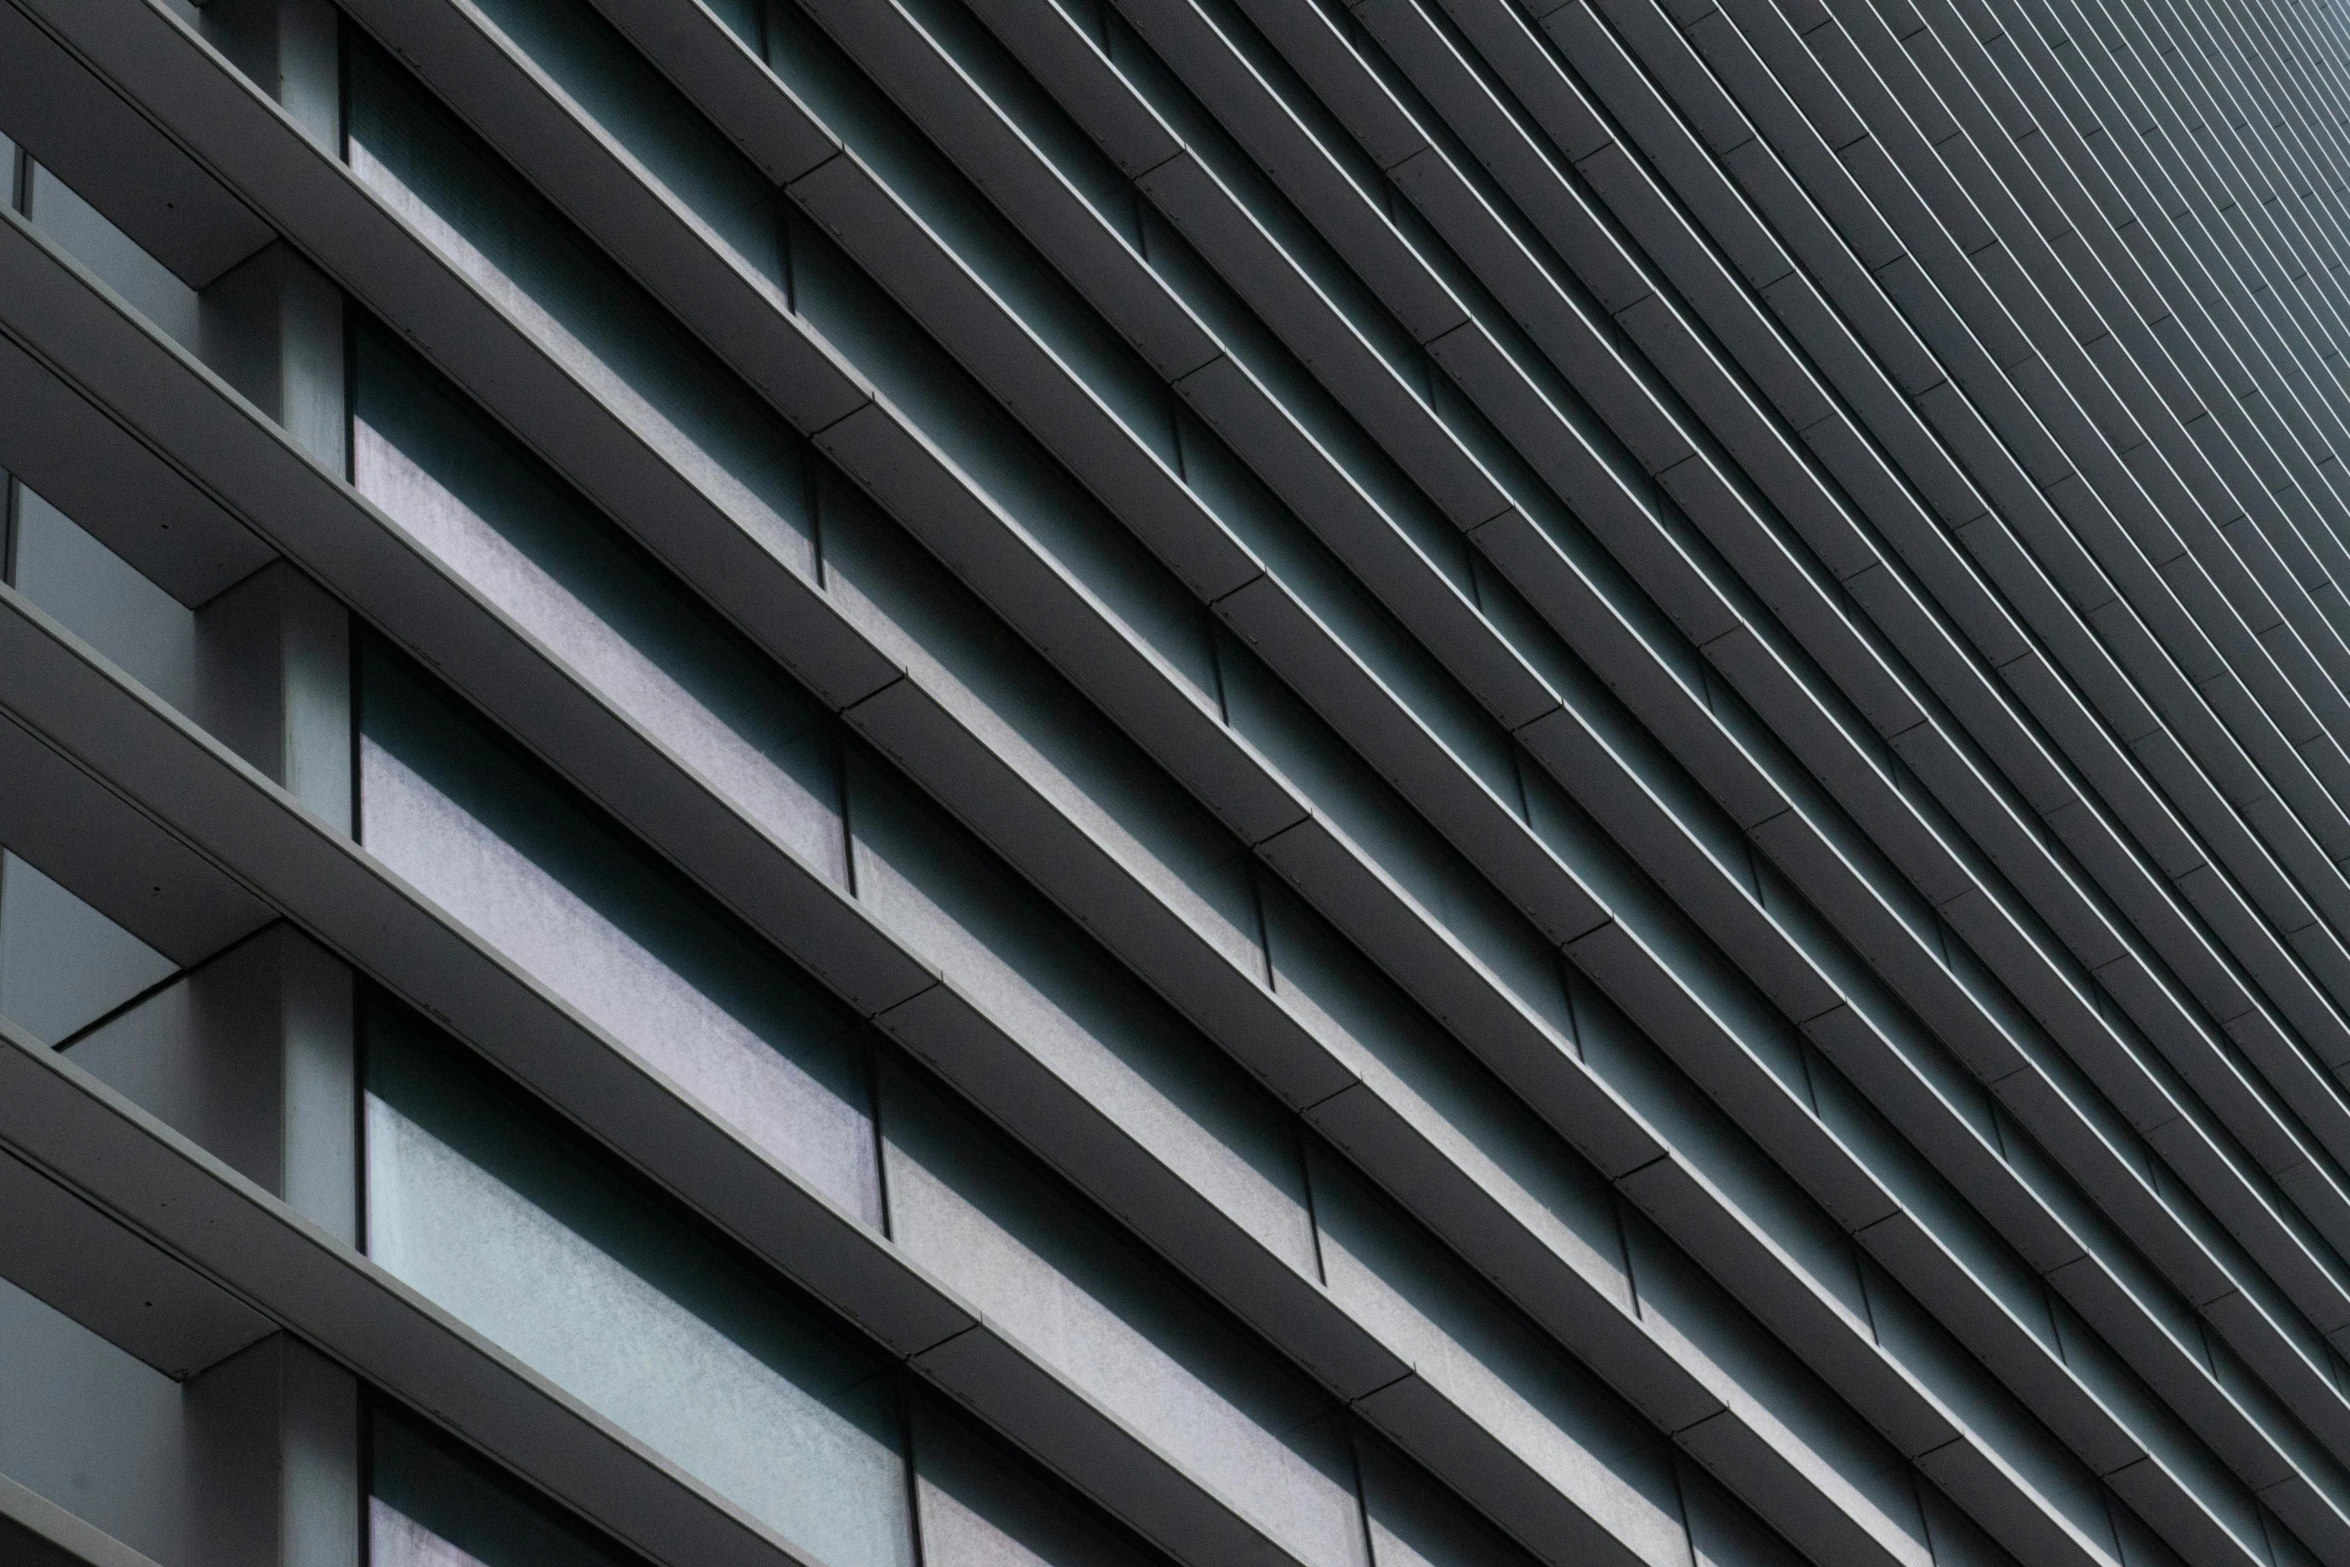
[3,0,2350,1562]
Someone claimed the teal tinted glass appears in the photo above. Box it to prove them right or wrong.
[363,999,911,1567]
[351,323,845,883]
[462,0,779,281]
[370,1399,649,1567]
[1354,1428,1539,1567]
[355,637,877,1219]
[344,37,808,571]
[911,1393,1170,1567]
[877,1061,1364,1567]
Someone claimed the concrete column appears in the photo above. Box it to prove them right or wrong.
[195,563,352,834]
[57,923,363,1567]
[185,1334,361,1567]
[15,915,361,1567]
[188,9,352,831]
[196,0,340,154]
[58,192,360,1555]
[198,241,346,477]
[1,7,362,1561]
[66,925,357,1242]
[192,0,345,475]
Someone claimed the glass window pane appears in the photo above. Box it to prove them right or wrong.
[350,323,845,885]
[363,1001,911,1567]
[370,1397,644,1567]
[817,485,1259,971]
[343,40,810,576]
[1354,1428,1535,1567]
[355,640,877,1220]
[1307,1146,1687,1566]
[850,752,1312,1272]
[911,1394,1167,1567]
[460,0,779,282]
[878,1060,1364,1567]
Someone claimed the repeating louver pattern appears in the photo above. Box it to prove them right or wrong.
[11,0,2350,1563]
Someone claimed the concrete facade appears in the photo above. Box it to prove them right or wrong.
[5,0,2350,1562]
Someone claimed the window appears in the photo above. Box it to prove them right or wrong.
[364,997,911,1567]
